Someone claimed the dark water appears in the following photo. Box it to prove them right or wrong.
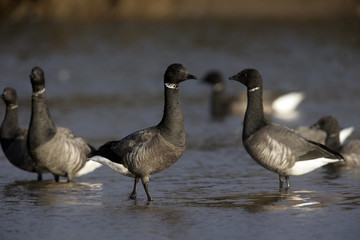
[0,20,360,240]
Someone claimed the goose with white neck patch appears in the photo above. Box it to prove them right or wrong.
[1,87,44,180]
[229,69,343,189]
[27,66,102,182]
[88,63,196,201]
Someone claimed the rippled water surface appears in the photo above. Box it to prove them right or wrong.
[1,20,360,240]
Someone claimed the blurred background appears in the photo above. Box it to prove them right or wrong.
[0,0,359,21]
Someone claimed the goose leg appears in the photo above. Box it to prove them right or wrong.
[37,173,43,181]
[279,175,284,190]
[129,178,139,199]
[141,177,152,201]
[54,174,59,182]
[285,176,290,188]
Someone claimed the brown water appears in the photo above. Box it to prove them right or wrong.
[0,19,360,240]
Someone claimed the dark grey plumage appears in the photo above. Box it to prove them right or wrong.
[27,66,100,182]
[203,71,305,121]
[229,69,343,189]
[314,116,360,167]
[296,126,327,145]
[1,87,43,180]
[88,63,196,201]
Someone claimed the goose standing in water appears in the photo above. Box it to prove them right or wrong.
[88,63,196,201]
[1,87,44,180]
[229,69,343,189]
[27,67,101,182]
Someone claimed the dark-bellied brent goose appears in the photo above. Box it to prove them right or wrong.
[229,68,343,189]
[297,119,353,145]
[28,67,102,182]
[88,63,196,201]
[313,116,360,167]
[1,87,44,180]
[203,70,305,121]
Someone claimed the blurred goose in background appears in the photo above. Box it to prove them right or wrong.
[203,71,305,121]
[88,63,196,201]
[229,68,343,189]
[1,87,44,180]
[296,118,354,145]
[313,115,360,167]
[27,67,101,182]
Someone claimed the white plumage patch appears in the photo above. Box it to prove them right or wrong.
[75,160,103,177]
[287,157,340,176]
[272,92,305,114]
[88,156,135,177]
[340,126,354,144]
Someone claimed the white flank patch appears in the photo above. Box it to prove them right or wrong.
[293,202,320,208]
[75,160,103,177]
[288,157,340,176]
[88,156,134,177]
[340,126,354,144]
[272,92,305,114]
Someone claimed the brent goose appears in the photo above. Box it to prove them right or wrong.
[28,67,102,182]
[1,87,44,180]
[203,70,305,121]
[314,116,360,166]
[229,69,343,189]
[88,63,196,201]
[297,121,353,145]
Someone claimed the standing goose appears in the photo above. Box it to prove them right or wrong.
[1,87,44,180]
[88,63,196,201]
[203,70,305,121]
[28,66,101,182]
[229,69,343,189]
[313,116,360,167]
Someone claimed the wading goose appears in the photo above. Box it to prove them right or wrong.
[229,69,343,189]
[27,67,101,182]
[203,70,305,121]
[1,87,43,180]
[88,63,196,201]
[313,116,360,167]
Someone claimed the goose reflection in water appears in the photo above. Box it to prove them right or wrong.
[185,190,325,213]
[2,180,103,206]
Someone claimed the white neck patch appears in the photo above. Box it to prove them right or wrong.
[249,86,260,92]
[165,83,178,89]
[32,88,45,97]
[213,82,224,92]
[9,104,18,110]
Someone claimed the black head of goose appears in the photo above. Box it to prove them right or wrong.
[314,116,360,167]
[88,63,196,201]
[229,68,343,189]
[28,66,100,182]
[1,87,43,180]
[313,116,342,152]
[202,71,231,121]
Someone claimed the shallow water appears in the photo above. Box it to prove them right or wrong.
[0,19,360,240]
